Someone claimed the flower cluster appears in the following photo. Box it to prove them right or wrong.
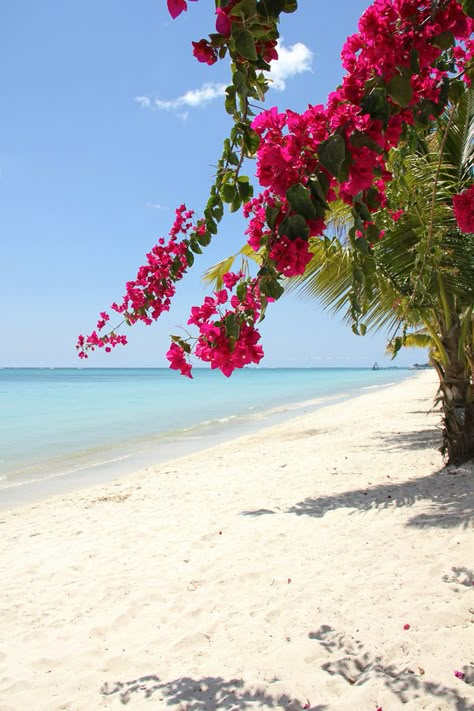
[453,184,474,233]
[252,0,473,216]
[234,0,474,331]
[76,205,196,359]
[78,0,474,376]
[166,274,264,378]
[269,236,313,277]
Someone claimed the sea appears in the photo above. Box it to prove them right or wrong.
[0,367,416,507]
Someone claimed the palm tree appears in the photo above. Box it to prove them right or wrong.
[288,88,474,464]
[204,89,474,464]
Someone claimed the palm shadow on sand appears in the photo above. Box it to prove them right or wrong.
[282,467,473,529]
[100,675,326,709]
[242,425,473,529]
[309,625,473,711]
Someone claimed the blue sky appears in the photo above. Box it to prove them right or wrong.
[0,0,427,368]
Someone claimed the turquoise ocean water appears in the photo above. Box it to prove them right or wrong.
[0,367,415,507]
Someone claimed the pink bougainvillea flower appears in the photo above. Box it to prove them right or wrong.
[453,184,474,233]
[403,623,410,630]
[216,7,232,37]
[192,39,218,65]
[166,342,193,378]
[167,0,197,20]
[454,670,465,680]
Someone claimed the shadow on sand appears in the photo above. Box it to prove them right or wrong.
[242,467,472,529]
[242,421,472,529]
[308,625,473,711]
[100,675,326,709]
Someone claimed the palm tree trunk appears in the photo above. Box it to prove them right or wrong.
[434,323,474,465]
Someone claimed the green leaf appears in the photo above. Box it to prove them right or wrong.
[242,128,260,154]
[230,0,257,18]
[431,31,455,49]
[236,282,247,302]
[278,214,310,241]
[190,241,203,255]
[286,183,317,219]
[238,180,253,202]
[263,0,297,16]
[366,222,380,242]
[354,236,369,254]
[265,205,280,230]
[352,265,364,284]
[230,193,242,212]
[353,201,371,222]
[462,0,474,18]
[317,134,346,179]
[227,151,240,166]
[409,49,420,74]
[308,175,329,206]
[234,29,258,61]
[207,220,218,235]
[212,200,224,221]
[233,70,247,95]
[170,335,191,354]
[259,275,285,299]
[225,86,237,115]
[225,313,241,340]
[197,231,211,247]
[350,130,384,154]
[221,183,238,203]
[360,87,390,122]
[414,99,438,126]
[448,79,466,104]
[365,187,381,210]
[387,74,413,108]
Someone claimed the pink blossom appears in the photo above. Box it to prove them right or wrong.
[166,343,192,378]
[453,184,474,233]
[166,0,197,20]
[454,670,465,680]
[270,236,313,277]
[192,39,218,65]
[215,7,233,37]
[389,209,404,222]
[223,271,243,289]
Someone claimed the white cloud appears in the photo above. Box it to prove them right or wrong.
[154,82,227,111]
[134,40,312,116]
[145,201,167,210]
[265,41,313,91]
[134,96,151,108]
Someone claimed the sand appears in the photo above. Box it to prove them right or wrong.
[0,370,473,711]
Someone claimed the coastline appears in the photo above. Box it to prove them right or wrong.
[0,369,417,510]
[1,370,473,710]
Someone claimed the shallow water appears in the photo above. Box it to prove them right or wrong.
[0,367,415,504]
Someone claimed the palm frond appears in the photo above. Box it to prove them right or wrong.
[202,244,261,290]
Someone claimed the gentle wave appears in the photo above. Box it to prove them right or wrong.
[0,367,416,499]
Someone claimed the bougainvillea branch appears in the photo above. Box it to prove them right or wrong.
[78,0,474,377]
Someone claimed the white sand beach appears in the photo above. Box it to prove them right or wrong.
[0,371,472,711]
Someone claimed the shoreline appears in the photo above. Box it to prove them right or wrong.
[0,372,418,511]
[1,370,473,710]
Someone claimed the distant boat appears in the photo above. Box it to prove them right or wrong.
[372,362,380,370]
